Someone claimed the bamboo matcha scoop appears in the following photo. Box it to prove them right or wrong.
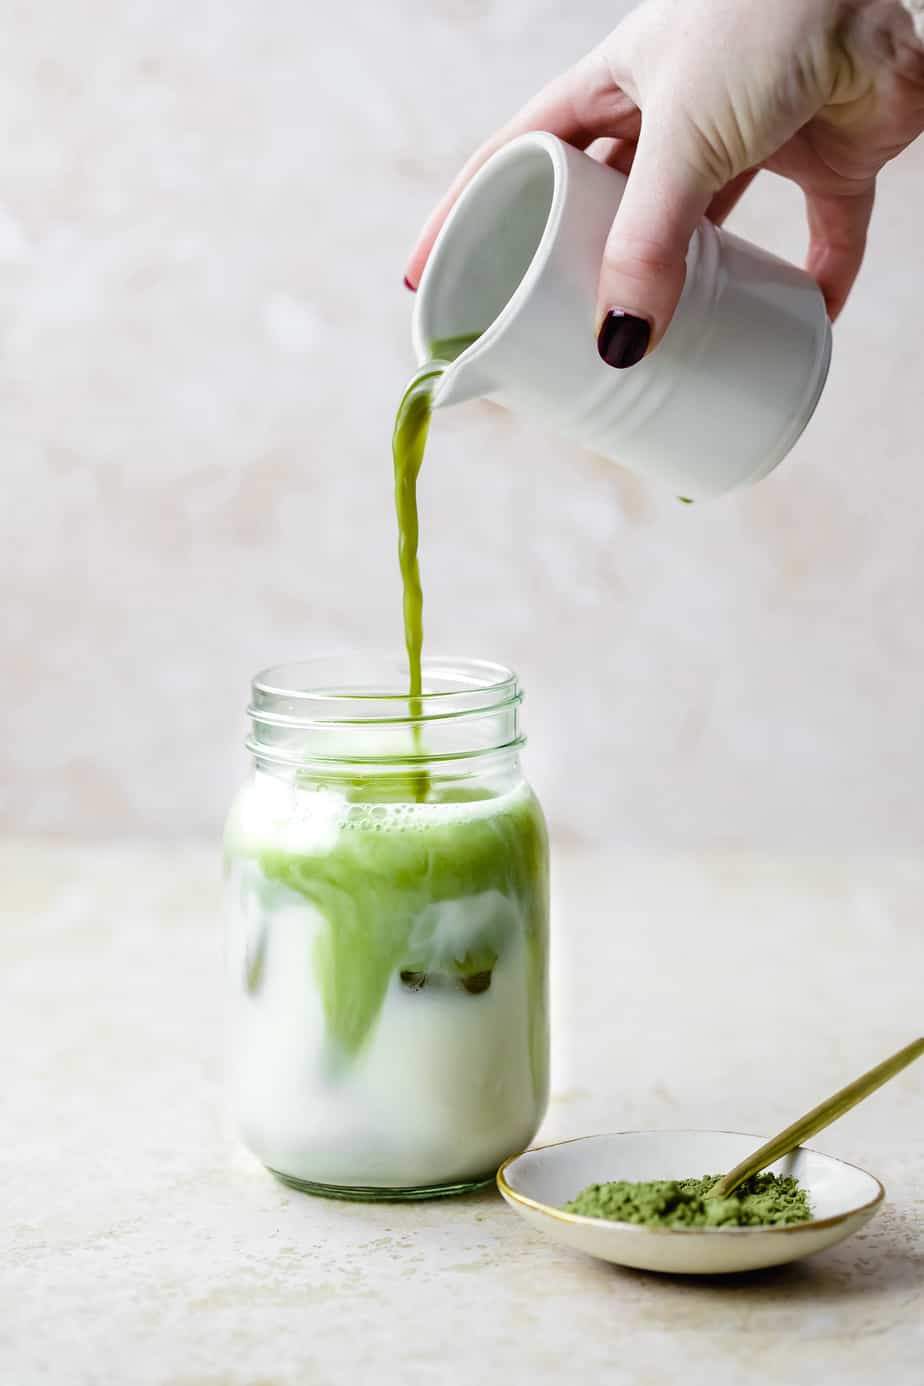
[706,1036,924,1201]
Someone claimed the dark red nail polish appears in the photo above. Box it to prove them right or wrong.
[597,310,651,369]
[403,275,416,292]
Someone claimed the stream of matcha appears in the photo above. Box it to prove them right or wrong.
[392,335,480,790]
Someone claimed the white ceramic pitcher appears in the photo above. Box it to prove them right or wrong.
[412,132,831,501]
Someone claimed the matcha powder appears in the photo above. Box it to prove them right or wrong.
[564,1172,812,1227]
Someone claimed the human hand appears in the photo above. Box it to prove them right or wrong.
[404,0,924,367]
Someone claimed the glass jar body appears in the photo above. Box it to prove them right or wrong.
[224,664,549,1199]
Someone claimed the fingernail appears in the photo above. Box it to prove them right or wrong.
[596,310,651,369]
[403,275,416,292]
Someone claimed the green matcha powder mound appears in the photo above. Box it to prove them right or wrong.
[564,1172,812,1227]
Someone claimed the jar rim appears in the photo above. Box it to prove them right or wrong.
[250,654,519,723]
[247,654,525,768]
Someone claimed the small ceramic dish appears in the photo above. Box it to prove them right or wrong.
[497,1130,884,1275]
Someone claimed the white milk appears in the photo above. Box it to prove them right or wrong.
[225,781,547,1191]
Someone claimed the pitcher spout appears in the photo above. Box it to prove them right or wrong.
[428,350,492,409]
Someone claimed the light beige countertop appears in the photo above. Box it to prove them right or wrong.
[3,841,922,1385]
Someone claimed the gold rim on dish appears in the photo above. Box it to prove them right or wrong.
[496,1130,885,1237]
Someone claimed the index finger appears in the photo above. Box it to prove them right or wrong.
[403,50,640,288]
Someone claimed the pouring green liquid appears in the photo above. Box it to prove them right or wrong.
[222,331,551,1182]
[392,335,480,795]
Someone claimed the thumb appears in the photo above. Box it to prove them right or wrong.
[596,109,717,369]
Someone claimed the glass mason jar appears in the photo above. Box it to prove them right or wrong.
[224,655,549,1199]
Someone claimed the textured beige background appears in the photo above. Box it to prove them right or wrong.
[2,0,923,847]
